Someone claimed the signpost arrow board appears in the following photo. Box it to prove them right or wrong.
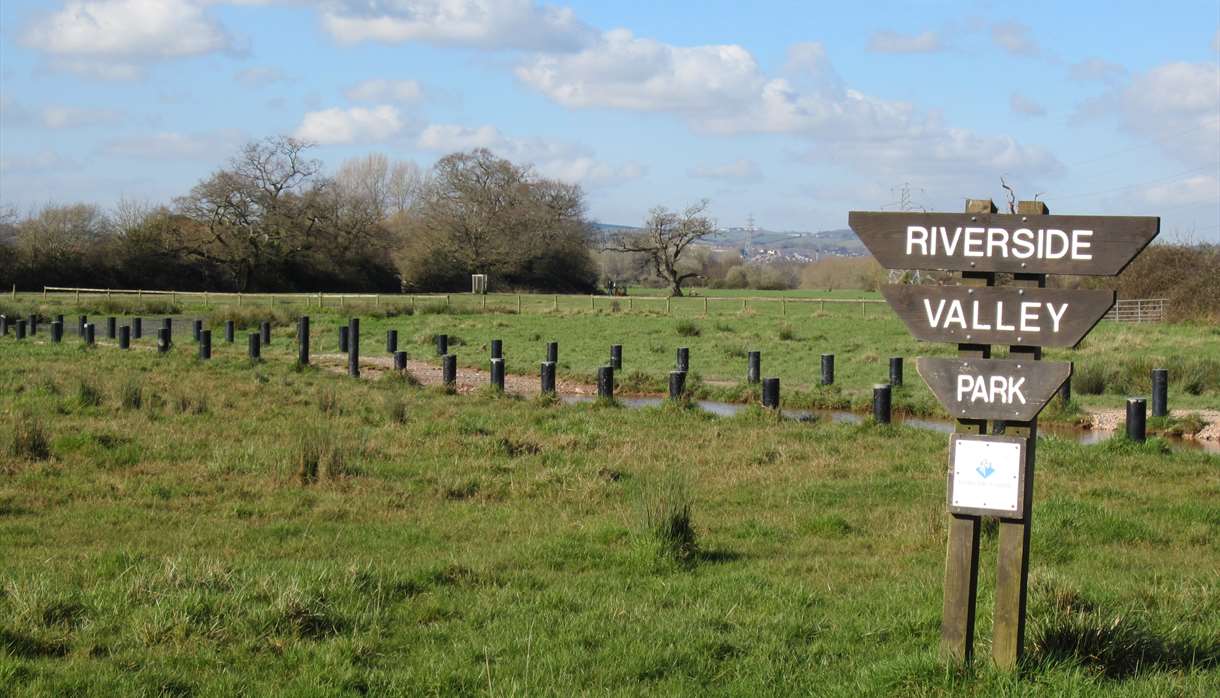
[917,357,1071,422]
[882,286,1115,348]
[848,211,1159,275]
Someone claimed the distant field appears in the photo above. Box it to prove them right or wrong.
[625,287,882,300]
[0,332,1216,694]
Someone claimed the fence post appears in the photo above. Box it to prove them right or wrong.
[861,298,866,319]
[782,298,786,317]
[554,295,559,311]
[597,366,614,399]
[666,297,671,315]
[762,378,780,409]
[518,295,522,314]
[703,297,708,315]
[873,384,892,424]
[76,289,80,303]
[1126,398,1146,442]
[43,287,47,300]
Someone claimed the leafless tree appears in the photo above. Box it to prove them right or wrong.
[175,136,323,290]
[606,200,716,296]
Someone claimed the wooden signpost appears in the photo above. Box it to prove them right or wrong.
[850,199,1159,669]
[882,286,1115,347]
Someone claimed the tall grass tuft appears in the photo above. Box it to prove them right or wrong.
[8,413,51,460]
[675,320,701,337]
[295,427,351,482]
[206,306,300,330]
[777,324,798,341]
[120,379,143,410]
[317,388,339,415]
[383,394,408,424]
[76,379,103,408]
[639,473,698,565]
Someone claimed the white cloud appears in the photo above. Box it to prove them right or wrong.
[689,159,762,180]
[103,129,245,159]
[319,0,594,51]
[416,123,644,187]
[1138,175,1220,207]
[991,21,1038,56]
[1110,61,1220,167]
[344,78,424,104]
[41,106,123,128]
[867,30,942,54]
[22,0,237,79]
[417,124,501,150]
[234,66,289,87]
[0,150,77,173]
[516,29,763,112]
[294,105,405,144]
[1009,92,1046,117]
[1068,58,1127,83]
[518,36,1059,181]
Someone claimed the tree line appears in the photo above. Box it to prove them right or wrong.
[0,140,602,294]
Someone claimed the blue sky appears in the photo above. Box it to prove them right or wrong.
[2,1,1218,240]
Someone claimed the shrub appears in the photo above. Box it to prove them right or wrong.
[778,325,798,341]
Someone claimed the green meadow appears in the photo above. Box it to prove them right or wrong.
[1,297,1217,695]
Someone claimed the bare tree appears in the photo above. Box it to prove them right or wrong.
[334,153,425,220]
[175,136,323,290]
[607,200,716,296]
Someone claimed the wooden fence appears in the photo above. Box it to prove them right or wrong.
[1103,298,1167,323]
[37,286,890,318]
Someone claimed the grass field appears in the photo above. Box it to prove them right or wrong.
[4,292,1218,420]
[1,303,1218,695]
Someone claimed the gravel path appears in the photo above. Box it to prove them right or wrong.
[1087,408,1220,441]
[314,353,599,397]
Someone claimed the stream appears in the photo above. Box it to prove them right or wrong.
[561,396,1219,455]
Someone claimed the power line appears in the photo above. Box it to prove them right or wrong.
[1059,121,1219,170]
[1049,165,1218,202]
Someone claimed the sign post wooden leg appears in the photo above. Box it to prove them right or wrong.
[941,512,981,662]
[939,198,996,664]
[992,200,1049,669]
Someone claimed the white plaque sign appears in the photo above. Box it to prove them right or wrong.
[947,434,1027,518]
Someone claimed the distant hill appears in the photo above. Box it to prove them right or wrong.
[592,222,866,261]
